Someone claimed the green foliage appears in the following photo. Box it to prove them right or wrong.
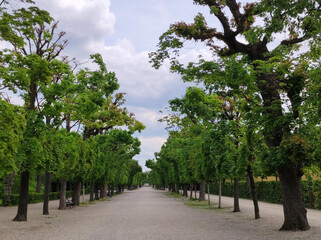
[0,191,72,206]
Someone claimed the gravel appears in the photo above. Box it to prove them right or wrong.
[1,187,321,240]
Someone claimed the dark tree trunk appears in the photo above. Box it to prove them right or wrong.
[171,183,176,193]
[100,186,104,198]
[72,181,81,206]
[246,174,250,199]
[90,181,95,201]
[233,178,240,212]
[58,179,66,210]
[199,181,206,201]
[190,183,193,200]
[183,184,188,197]
[218,178,222,209]
[36,174,42,193]
[4,171,15,206]
[278,164,309,231]
[43,171,51,215]
[111,186,114,195]
[207,182,211,205]
[95,184,99,200]
[247,165,260,219]
[13,171,29,221]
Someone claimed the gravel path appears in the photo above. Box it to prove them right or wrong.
[1,187,321,240]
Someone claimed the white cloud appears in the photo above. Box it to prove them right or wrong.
[35,0,115,59]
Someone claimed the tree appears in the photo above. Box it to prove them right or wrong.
[150,0,321,230]
[0,4,69,220]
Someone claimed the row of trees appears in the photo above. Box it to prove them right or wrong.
[149,0,321,231]
[0,1,145,221]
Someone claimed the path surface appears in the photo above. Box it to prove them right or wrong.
[1,187,321,240]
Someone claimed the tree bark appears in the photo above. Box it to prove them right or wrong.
[233,178,240,212]
[94,184,99,200]
[58,179,66,210]
[207,182,211,206]
[72,181,81,206]
[183,184,188,197]
[100,186,104,198]
[4,171,15,206]
[278,164,309,231]
[190,183,193,200]
[247,165,260,219]
[36,174,42,193]
[13,171,29,221]
[171,183,176,193]
[43,171,51,215]
[218,178,222,209]
[199,181,206,201]
[90,181,95,201]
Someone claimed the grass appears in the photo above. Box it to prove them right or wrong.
[165,192,232,212]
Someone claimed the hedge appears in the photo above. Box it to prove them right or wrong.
[207,180,321,209]
[0,191,72,206]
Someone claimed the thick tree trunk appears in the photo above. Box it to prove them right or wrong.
[247,165,260,219]
[218,178,222,209]
[199,181,206,201]
[36,174,42,193]
[278,164,309,231]
[13,171,29,221]
[43,171,51,215]
[183,184,188,197]
[233,178,240,212]
[72,181,81,206]
[90,181,95,201]
[102,184,107,197]
[58,179,66,210]
[100,186,104,198]
[4,171,15,206]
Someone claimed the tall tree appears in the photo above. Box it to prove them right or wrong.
[0,5,68,220]
[150,0,321,230]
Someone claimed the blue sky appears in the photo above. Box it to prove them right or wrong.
[24,0,213,171]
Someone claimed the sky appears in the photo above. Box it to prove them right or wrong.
[22,0,215,171]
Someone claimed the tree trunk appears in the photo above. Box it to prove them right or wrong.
[218,178,222,209]
[13,171,29,221]
[171,183,176,193]
[4,171,15,206]
[94,184,99,200]
[183,184,188,197]
[247,164,260,219]
[207,182,211,206]
[90,181,95,201]
[58,179,66,210]
[233,178,241,212]
[199,181,206,201]
[278,164,309,231]
[190,183,193,199]
[36,174,42,193]
[100,186,104,198]
[72,181,81,206]
[102,184,107,198]
[246,174,250,199]
[43,171,51,215]
[194,184,197,199]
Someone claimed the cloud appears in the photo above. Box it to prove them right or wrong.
[35,0,116,59]
[135,136,167,171]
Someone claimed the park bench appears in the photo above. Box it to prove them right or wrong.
[65,198,75,208]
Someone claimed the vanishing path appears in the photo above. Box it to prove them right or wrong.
[1,187,321,240]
